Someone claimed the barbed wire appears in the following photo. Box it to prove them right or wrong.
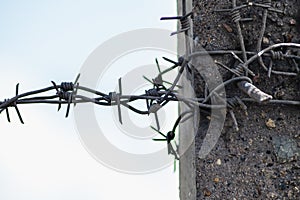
[1,0,300,160]
[1,42,299,158]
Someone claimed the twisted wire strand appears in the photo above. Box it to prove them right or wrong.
[160,12,192,36]
[1,44,299,124]
[244,43,300,76]
[1,43,299,124]
[232,0,248,77]
[0,61,299,158]
[1,4,299,161]
[216,0,294,77]
[231,7,242,23]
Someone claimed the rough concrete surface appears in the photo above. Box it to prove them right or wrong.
[190,0,300,199]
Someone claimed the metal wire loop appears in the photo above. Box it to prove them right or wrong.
[180,17,190,30]
[227,96,247,110]
[60,82,74,91]
[231,8,241,23]
[57,91,72,101]
[270,50,284,60]
[232,63,246,76]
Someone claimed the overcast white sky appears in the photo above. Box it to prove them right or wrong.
[0,1,179,200]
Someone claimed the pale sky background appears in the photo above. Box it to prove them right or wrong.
[0,1,180,200]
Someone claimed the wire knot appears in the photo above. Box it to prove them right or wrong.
[270,50,284,60]
[146,88,160,97]
[232,63,256,77]
[109,92,119,103]
[227,96,247,111]
[231,8,241,23]
[160,12,192,35]
[3,98,14,107]
[180,16,190,30]
[57,91,72,101]
[60,82,74,91]
[232,63,245,76]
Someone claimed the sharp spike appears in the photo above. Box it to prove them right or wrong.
[155,58,162,74]
[65,94,72,118]
[14,106,24,124]
[72,74,80,107]
[170,28,189,36]
[16,83,19,96]
[117,95,122,124]
[150,126,166,138]
[57,97,62,111]
[145,90,150,111]
[162,57,178,65]
[51,81,62,111]
[231,51,244,64]
[160,16,182,20]
[118,78,122,95]
[143,76,153,84]
[5,108,10,122]
[113,81,123,124]
[74,74,80,84]
[73,83,79,107]
[152,138,167,141]
[51,81,59,92]
[172,114,182,133]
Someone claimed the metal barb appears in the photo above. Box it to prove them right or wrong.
[161,12,192,36]
[5,105,10,122]
[73,74,80,107]
[51,81,62,111]
[0,39,299,159]
[117,78,123,124]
